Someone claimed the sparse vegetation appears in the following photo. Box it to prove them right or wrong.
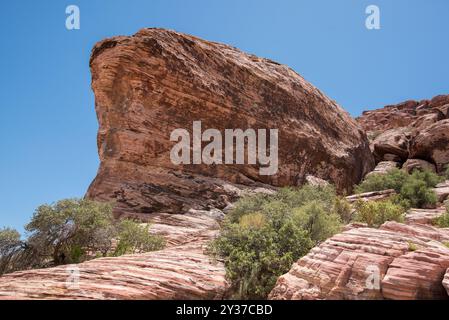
[408,242,418,252]
[354,168,408,194]
[355,169,442,209]
[0,199,164,275]
[208,185,344,299]
[444,165,449,180]
[434,202,449,228]
[354,199,406,228]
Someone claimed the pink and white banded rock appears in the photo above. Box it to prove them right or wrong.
[269,222,449,300]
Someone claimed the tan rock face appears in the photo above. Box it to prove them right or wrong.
[269,222,449,300]
[86,28,374,215]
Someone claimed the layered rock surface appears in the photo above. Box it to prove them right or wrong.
[0,209,228,300]
[87,28,373,216]
[357,94,449,174]
[269,222,449,300]
[0,240,227,300]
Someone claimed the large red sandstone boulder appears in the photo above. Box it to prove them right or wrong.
[269,222,449,300]
[403,158,436,174]
[371,128,411,162]
[86,28,374,216]
[410,120,449,172]
[358,94,449,176]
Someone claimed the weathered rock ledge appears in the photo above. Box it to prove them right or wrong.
[269,222,449,300]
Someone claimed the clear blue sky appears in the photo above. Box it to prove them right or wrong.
[1,0,448,233]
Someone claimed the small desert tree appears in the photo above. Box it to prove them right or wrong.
[0,198,165,275]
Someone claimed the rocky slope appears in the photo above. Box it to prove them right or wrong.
[0,208,229,300]
[357,94,449,172]
[86,28,373,217]
[269,221,449,300]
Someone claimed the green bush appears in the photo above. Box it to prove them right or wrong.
[0,228,24,275]
[355,168,408,194]
[208,185,342,299]
[355,169,441,209]
[400,176,437,208]
[354,200,406,227]
[0,198,165,275]
[333,197,354,224]
[113,220,165,256]
[444,165,449,180]
[435,202,449,228]
[292,201,342,243]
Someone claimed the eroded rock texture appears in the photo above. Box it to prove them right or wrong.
[269,222,449,300]
[0,209,228,300]
[0,240,228,300]
[86,28,373,216]
[357,94,449,174]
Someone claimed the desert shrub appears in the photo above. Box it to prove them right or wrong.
[333,197,354,224]
[113,220,165,256]
[408,242,418,251]
[444,165,449,180]
[0,198,164,275]
[0,228,25,275]
[435,203,449,228]
[435,214,449,228]
[355,169,441,208]
[292,201,342,243]
[354,200,406,227]
[208,185,342,299]
[400,176,437,208]
[355,169,408,194]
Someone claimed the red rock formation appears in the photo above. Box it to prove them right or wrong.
[0,208,229,300]
[86,28,374,216]
[357,94,449,174]
[0,240,228,300]
[269,222,449,300]
[410,120,449,172]
[405,207,447,224]
[357,95,449,133]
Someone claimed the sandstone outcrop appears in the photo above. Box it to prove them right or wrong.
[345,189,396,203]
[410,120,449,172]
[403,159,436,174]
[358,95,449,133]
[365,161,400,176]
[0,240,228,300]
[444,269,449,295]
[269,222,449,300]
[0,208,228,300]
[357,94,449,175]
[405,207,447,224]
[86,28,373,216]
